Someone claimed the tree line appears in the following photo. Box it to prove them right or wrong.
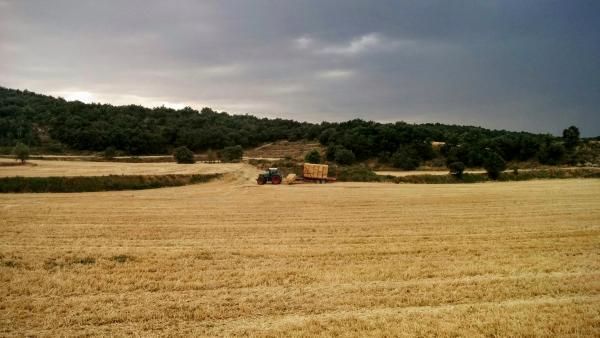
[1,86,592,169]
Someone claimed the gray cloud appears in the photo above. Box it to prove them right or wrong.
[1,0,599,135]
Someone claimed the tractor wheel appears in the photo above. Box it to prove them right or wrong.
[271,175,282,185]
[257,176,266,185]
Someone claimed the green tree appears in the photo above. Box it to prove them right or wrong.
[448,161,465,178]
[334,148,356,165]
[173,146,195,164]
[412,141,436,161]
[220,145,243,163]
[13,142,29,164]
[390,147,420,170]
[304,149,321,164]
[483,151,506,180]
[562,126,580,150]
[0,86,572,165]
[538,142,565,165]
[326,144,341,161]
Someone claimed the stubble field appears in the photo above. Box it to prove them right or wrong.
[0,159,242,177]
[1,163,599,336]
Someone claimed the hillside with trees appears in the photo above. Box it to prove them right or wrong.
[1,86,597,168]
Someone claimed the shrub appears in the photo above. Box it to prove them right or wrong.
[412,141,436,161]
[12,142,29,163]
[46,142,64,154]
[220,145,243,163]
[448,161,465,178]
[334,148,356,165]
[390,147,420,170]
[326,144,340,161]
[562,125,580,150]
[538,142,565,165]
[173,146,195,164]
[337,166,381,182]
[103,146,116,160]
[377,151,392,164]
[483,151,506,180]
[304,149,321,164]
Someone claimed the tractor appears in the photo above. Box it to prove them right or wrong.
[257,168,282,185]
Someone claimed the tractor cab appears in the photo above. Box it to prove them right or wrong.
[257,167,282,185]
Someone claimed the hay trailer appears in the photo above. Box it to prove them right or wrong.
[284,163,336,184]
[257,164,336,185]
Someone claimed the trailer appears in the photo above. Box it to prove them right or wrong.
[257,163,336,185]
[302,163,336,183]
[283,163,336,184]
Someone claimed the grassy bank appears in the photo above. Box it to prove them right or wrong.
[337,166,600,184]
[0,155,217,163]
[0,173,221,193]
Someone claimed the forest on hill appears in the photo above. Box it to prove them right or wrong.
[0,86,596,168]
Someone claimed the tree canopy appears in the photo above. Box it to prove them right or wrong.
[173,146,195,164]
[0,86,588,168]
[12,142,29,163]
[304,149,321,164]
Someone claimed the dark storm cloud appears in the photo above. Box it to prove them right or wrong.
[1,0,599,135]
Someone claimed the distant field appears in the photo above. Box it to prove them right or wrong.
[244,140,324,160]
[1,177,599,336]
[2,159,597,181]
[375,169,471,176]
[375,167,599,177]
[0,159,246,177]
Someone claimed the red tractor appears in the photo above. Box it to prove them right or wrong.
[256,168,282,185]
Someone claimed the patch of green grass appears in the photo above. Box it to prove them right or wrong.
[0,173,222,193]
[388,174,467,184]
[337,165,385,182]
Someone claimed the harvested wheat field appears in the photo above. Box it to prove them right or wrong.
[1,177,600,336]
[0,159,244,177]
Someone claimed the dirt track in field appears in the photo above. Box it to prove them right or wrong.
[0,161,599,336]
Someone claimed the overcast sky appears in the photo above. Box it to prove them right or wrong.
[1,1,599,136]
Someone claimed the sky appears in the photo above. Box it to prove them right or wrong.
[1,0,599,136]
